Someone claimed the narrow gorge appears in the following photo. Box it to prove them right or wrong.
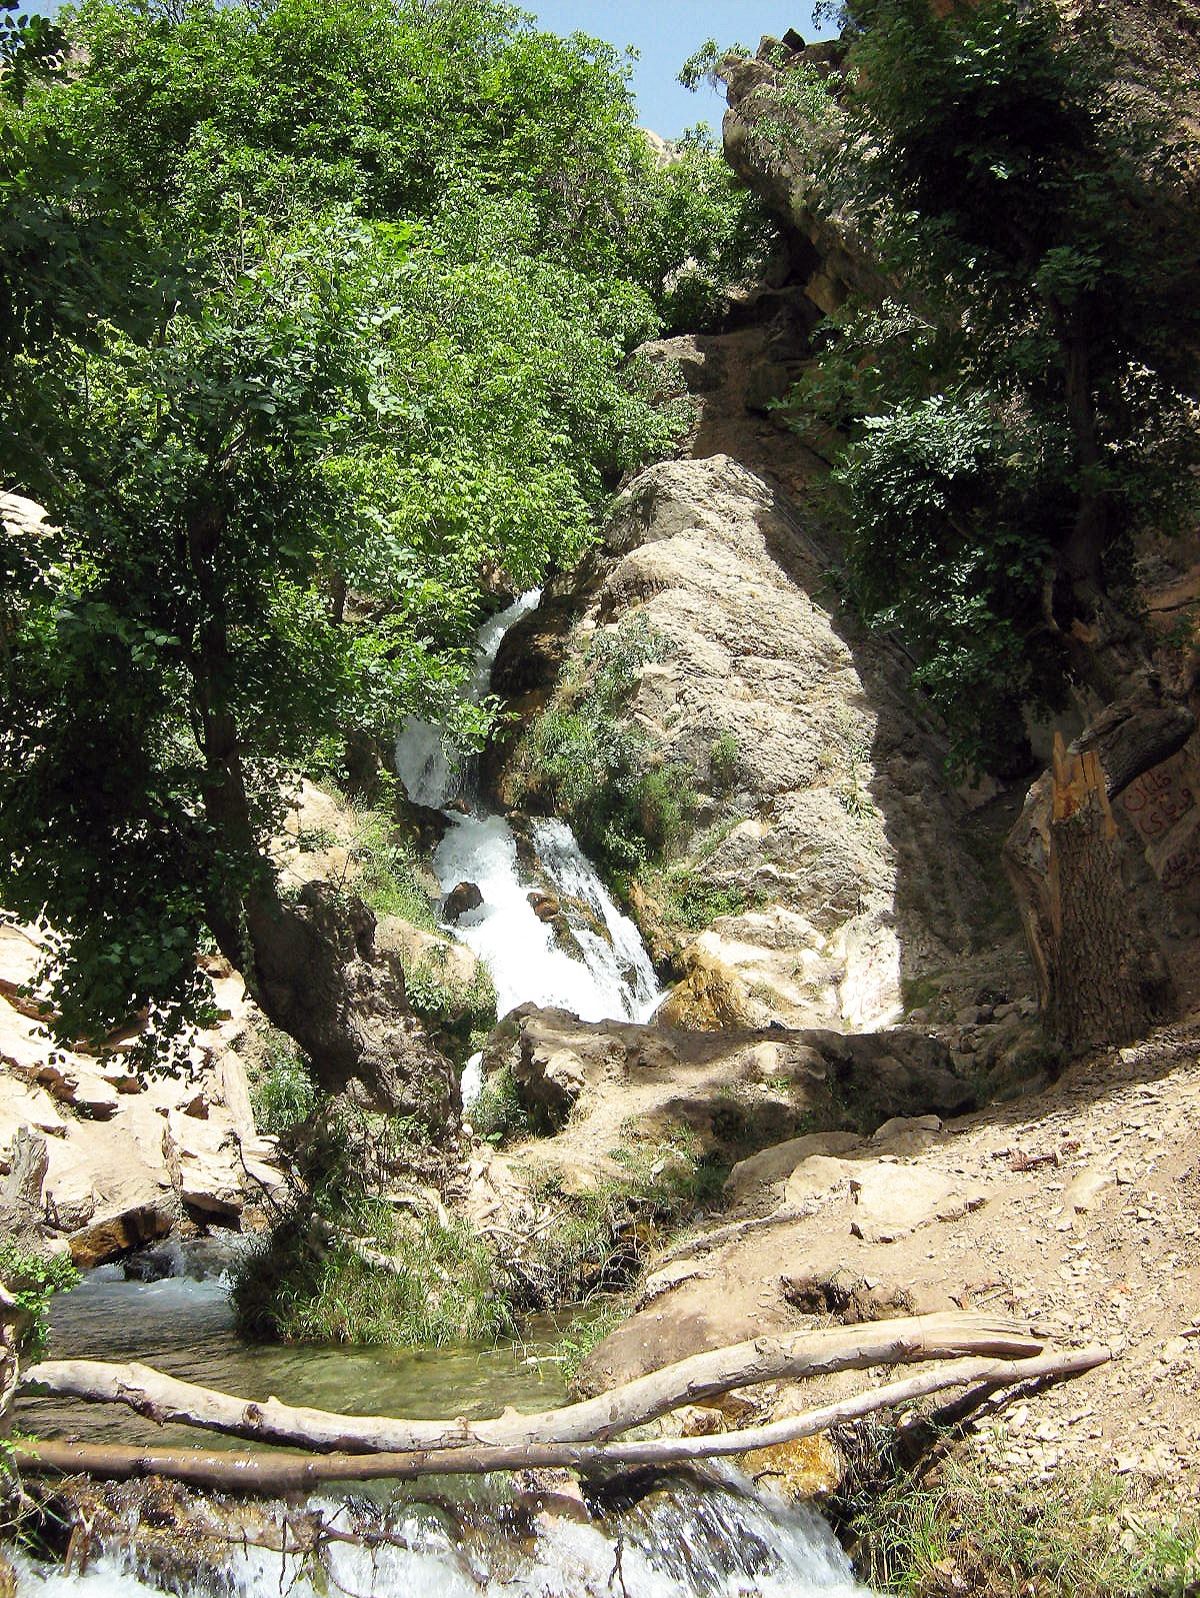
[2,2,1200,1595]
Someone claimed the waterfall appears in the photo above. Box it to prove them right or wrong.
[394,592,662,1076]
[12,1478,872,1596]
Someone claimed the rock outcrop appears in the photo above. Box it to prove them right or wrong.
[482,1005,972,1181]
[0,922,283,1266]
[572,1019,1200,1503]
[498,452,1002,1031]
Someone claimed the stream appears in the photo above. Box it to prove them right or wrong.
[22,1249,871,1597]
[18,594,872,1596]
[396,592,661,1077]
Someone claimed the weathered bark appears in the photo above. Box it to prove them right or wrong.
[0,1125,48,1240]
[21,1313,1044,1454]
[11,1346,1107,1493]
[1005,677,1192,1050]
[0,1284,28,1431]
[1057,324,1108,613]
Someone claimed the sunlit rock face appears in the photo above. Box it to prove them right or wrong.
[497,453,984,1033]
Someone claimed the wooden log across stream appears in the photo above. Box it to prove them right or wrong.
[9,1313,1110,1494]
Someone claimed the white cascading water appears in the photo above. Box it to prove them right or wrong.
[13,1480,872,1597]
[395,593,661,1101]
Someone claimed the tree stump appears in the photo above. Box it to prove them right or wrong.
[0,1125,48,1240]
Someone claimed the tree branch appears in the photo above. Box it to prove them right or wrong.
[12,1346,1108,1494]
[20,1312,1046,1454]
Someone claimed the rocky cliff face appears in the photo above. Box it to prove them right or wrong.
[0,920,282,1266]
[492,320,1025,1036]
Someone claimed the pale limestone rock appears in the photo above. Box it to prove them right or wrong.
[872,1113,944,1143]
[1060,1167,1112,1218]
[845,1164,988,1244]
[501,455,982,1031]
[725,1131,863,1209]
[783,1154,861,1209]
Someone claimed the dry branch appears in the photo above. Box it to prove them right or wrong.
[20,1313,1044,1455]
[12,1345,1108,1494]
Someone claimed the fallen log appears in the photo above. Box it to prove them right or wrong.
[21,1312,1044,1455]
[12,1345,1108,1494]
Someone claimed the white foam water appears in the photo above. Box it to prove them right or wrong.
[395,592,662,1029]
[13,1478,872,1596]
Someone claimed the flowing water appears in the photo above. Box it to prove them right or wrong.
[21,1251,872,1596]
[25,1248,566,1450]
[13,1486,870,1598]
[17,595,872,1595]
[395,593,661,1073]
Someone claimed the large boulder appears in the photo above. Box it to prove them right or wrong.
[496,454,998,1033]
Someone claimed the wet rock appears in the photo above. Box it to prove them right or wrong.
[655,947,762,1031]
[741,1433,842,1500]
[69,1202,175,1268]
[123,1244,180,1282]
[528,890,560,922]
[443,880,484,922]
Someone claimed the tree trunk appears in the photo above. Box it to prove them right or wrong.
[21,1312,1045,1454]
[1058,326,1107,612]
[0,1285,28,1433]
[11,1346,1107,1493]
[0,1126,49,1240]
[182,507,454,1125]
[1004,679,1191,1049]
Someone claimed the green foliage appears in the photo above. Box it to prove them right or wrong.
[0,1243,78,1360]
[709,730,739,794]
[651,867,752,934]
[0,0,758,1064]
[232,1096,512,1344]
[517,1133,726,1308]
[348,809,440,932]
[624,125,776,335]
[510,613,700,871]
[769,0,1200,773]
[851,1456,1200,1598]
[235,1212,514,1346]
[466,1066,529,1146]
[250,1029,317,1137]
[404,949,497,1064]
[553,1298,625,1381]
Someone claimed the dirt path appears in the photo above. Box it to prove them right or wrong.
[576,1021,1200,1504]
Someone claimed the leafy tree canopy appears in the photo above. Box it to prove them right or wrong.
[0,0,766,1058]
[775,0,1200,772]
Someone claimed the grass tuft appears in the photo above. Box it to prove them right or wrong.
[850,1456,1200,1598]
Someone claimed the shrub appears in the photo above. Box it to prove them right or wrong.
[709,730,739,793]
[0,1243,78,1360]
[250,1029,317,1137]
[404,951,498,1065]
[349,808,440,931]
[516,1134,726,1308]
[234,1211,515,1346]
[510,615,702,872]
[468,1066,529,1145]
[232,1098,514,1345]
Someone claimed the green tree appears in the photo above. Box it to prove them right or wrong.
[0,212,669,1106]
[775,1,1200,769]
[0,0,748,1096]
